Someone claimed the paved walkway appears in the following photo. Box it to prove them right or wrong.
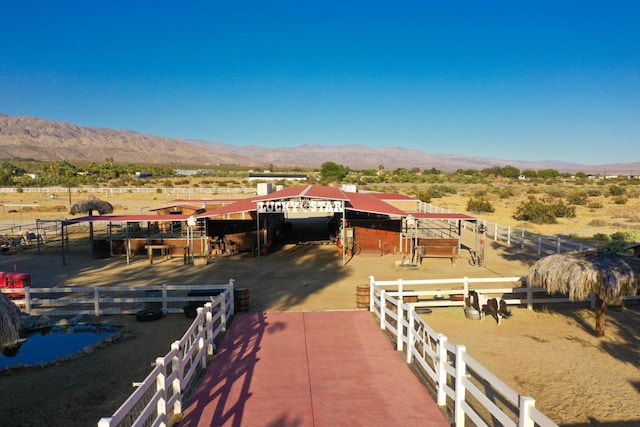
[178,311,450,427]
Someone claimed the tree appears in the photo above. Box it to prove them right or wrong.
[319,162,349,183]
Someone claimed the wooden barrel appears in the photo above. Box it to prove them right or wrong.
[234,288,250,312]
[356,284,370,309]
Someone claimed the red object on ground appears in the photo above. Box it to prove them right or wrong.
[0,271,30,299]
[179,311,450,427]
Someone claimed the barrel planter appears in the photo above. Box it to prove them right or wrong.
[356,284,370,309]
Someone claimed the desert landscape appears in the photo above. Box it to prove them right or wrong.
[0,186,638,427]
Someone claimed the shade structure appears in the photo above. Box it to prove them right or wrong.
[69,195,114,216]
[527,249,640,336]
[69,195,114,257]
[527,250,640,305]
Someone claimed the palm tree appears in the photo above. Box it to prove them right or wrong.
[70,195,114,256]
[527,250,640,336]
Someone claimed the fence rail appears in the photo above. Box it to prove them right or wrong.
[419,203,594,256]
[87,280,236,427]
[370,275,564,427]
[5,281,235,317]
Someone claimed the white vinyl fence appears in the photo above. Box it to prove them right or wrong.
[369,275,560,427]
[419,203,594,256]
[0,186,255,197]
[7,281,235,317]
[95,281,235,427]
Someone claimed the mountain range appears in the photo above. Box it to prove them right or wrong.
[1,113,637,174]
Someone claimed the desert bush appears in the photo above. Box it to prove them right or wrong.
[552,200,576,218]
[587,200,603,209]
[513,196,575,224]
[613,196,628,204]
[591,233,610,242]
[588,219,607,227]
[585,188,602,197]
[566,190,588,205]
[545,188,566,198]
[608,185,626,196]
[513,197,557,224]
[466,197,495,213]
[413,190,431,204]
[496,187,516,199]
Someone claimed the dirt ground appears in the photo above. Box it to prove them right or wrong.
[0,203,638,426]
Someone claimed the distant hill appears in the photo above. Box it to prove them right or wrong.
[1,113,638,174]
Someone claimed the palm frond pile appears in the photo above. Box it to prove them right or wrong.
[0,294,21,348]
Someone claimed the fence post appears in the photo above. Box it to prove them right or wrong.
[436,334,448,406]
[454,345,467,426]
[406,308,415,363]
[171,341,183,415]
[369,275,375,312]
[380,290,386,330]
[507,226,511,245]
[196,308,207,369]
[24,286,32,314]
[519,395,536,427]
[155,356,169,427]
[556,237,561,254]
[229,279,235,317]
[526,278,533,310]
[397,279,403,351]
[521,229,525,249]
[493,223,497,241]
[97,417,113,427]
[206,303,214,356]
[463,277,469,302]
[162,283,168,313]
[537,235,542,255]
[94,288,100,317]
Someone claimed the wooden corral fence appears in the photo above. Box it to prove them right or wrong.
[97,288,234,427]
[419,203,594,255]
[368,275,560,427]
[6,280,236,317]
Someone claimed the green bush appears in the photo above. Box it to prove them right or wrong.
[608,185,626,196]
[513,197,558,224]
[613,195,628,204]
[466,197,495,213]
[566,191,588,205]
[592,233,610,242]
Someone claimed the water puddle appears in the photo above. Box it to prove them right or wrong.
[0,324,122,370]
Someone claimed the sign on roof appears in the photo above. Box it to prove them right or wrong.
[257,199,344,214]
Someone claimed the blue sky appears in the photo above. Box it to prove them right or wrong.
[2,1,638,165]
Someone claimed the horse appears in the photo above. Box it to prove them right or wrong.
[468,290,512,325]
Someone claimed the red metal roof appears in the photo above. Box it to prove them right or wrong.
[254,185,350,202]
[345,192,408,217]
[66,214,192,224]
[194,196,259,218]
[64,186,474,223]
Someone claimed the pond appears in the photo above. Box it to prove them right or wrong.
[0,324,122,370]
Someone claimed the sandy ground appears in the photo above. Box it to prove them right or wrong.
[0,218,638,426]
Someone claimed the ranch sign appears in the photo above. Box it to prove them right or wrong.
[257,200,344,214]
